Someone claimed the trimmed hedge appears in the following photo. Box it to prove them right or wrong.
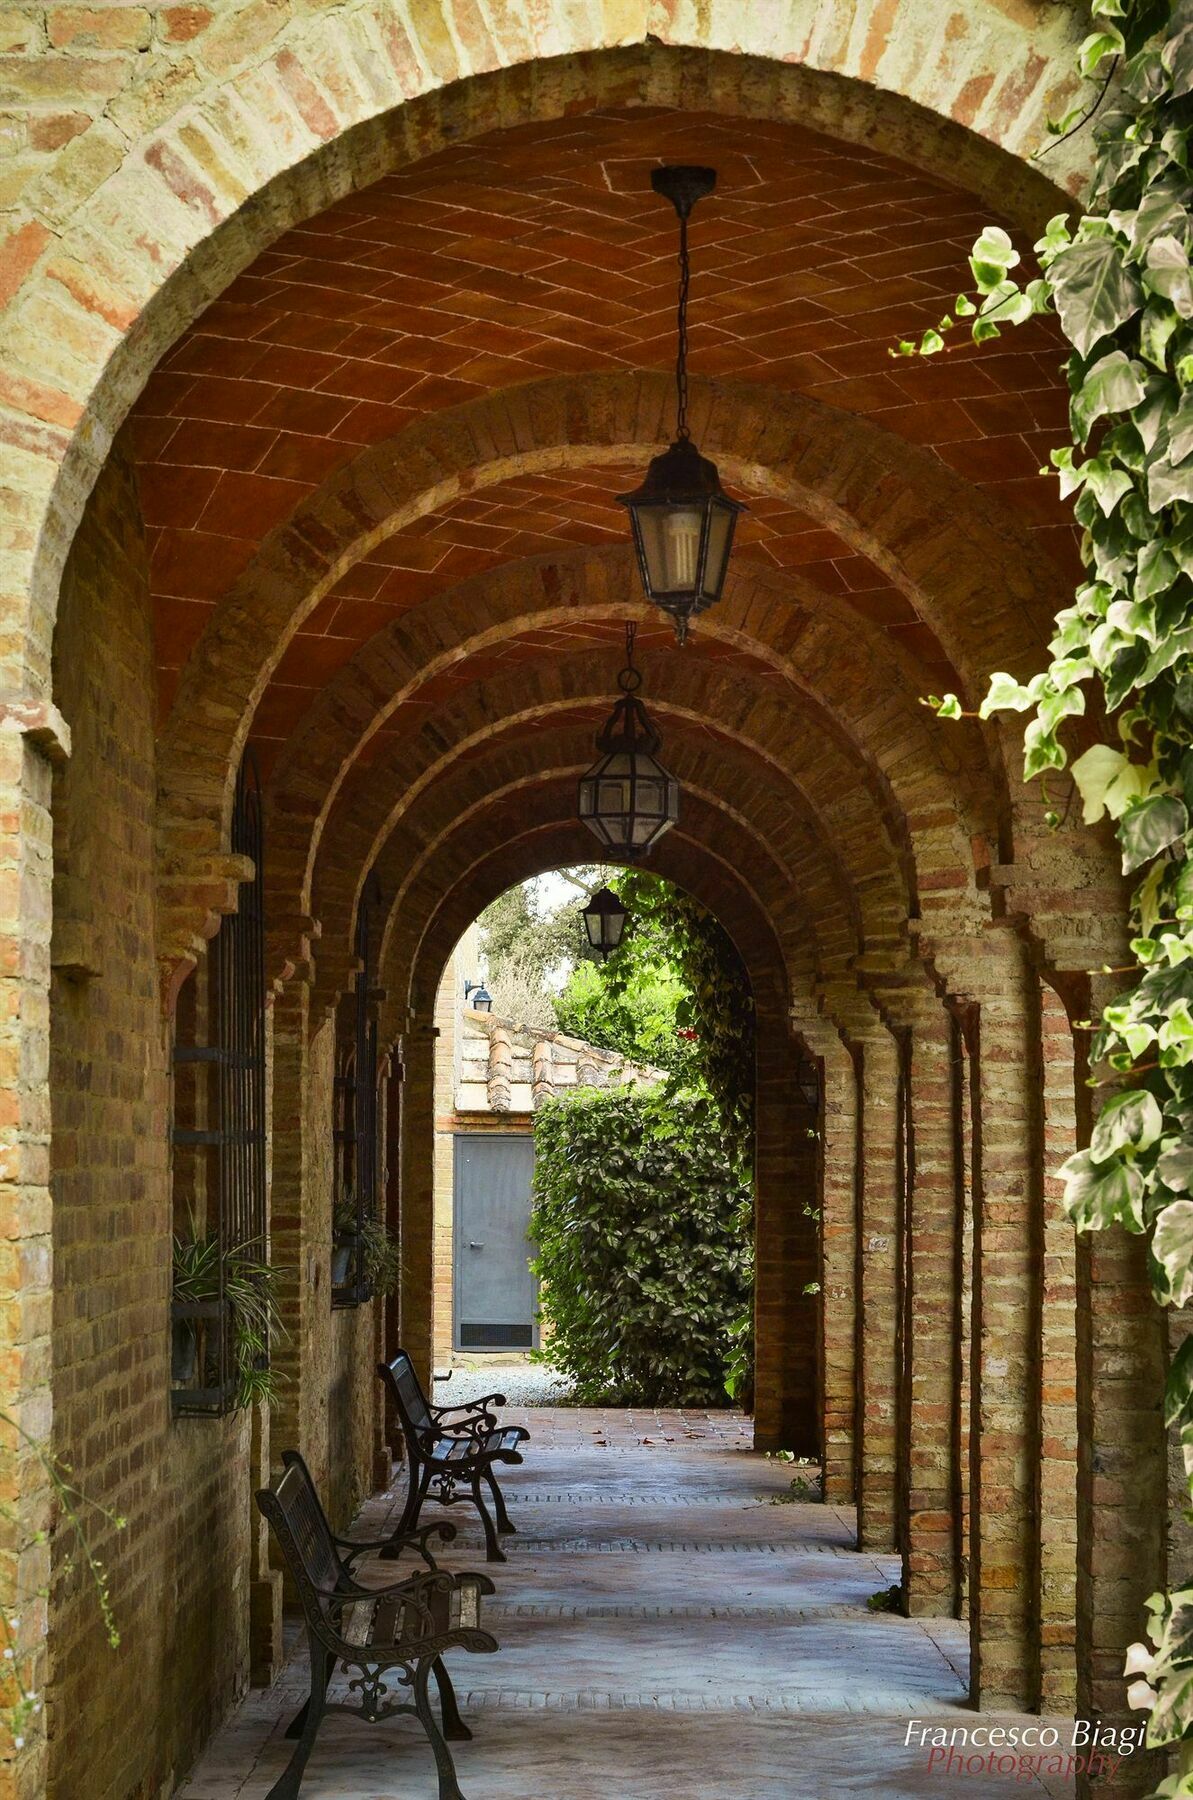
[531,1086,752,1405]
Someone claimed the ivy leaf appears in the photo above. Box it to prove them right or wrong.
[1148,1665,1193,1749]
[1071,743,1150,823]
[1166,1335,1193,1431]
[969,226,1020,293]
[1091,1086,1164,1161]
[980,671,1041,715]
[1158,1142,1193,1194]
[1155,1204,1193,1306]
[1162,20,1193,97]
[1061,1147,1146,1232]
[1079,26,1125,77]
[1120,794,1188,872]
[1050,236,1145,356]
[1071,348,1149,441]
[1144,236,1193,318]
[1140,298,1179,369]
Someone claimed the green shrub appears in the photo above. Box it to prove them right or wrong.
[531,1086,752,1405]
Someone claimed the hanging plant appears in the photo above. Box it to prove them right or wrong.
[899,0,1193,1772]
[171,1229,284,1410]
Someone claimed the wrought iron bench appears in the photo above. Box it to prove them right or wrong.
[378,1349,530,1563]
[256,1451,497,1800]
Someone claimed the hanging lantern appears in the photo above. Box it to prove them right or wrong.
[464,979,493,1013]
[581,886,628,960]
[578,623,679,856]
[618,166,746,645]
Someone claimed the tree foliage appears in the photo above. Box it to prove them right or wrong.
[907,1,1193,1773]
[530,1087,753,1405]
[477,870,602,1026]
[545,872,758,1407]
[556,871,756,1146]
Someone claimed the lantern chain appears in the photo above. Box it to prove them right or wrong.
[618,620,641,693]
[675,210,691,441]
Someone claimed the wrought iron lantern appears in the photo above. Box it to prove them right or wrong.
[618,166,746,644]
[578,623,679,856]
[581,886,628,960]
[464,979,492,1012]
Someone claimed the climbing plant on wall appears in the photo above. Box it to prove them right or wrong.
[906,0,1193,1775]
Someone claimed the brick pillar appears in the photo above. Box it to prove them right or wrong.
[0,720,61,1800]
[856,1028,900,1551]
[753,1010,819,1455]
[399,1024,437,1392]
[1038,979,1078,1712]
[885,986,960,1618]
[968,934,1042,1709]
[269,974,330,1489]
[1071,973,1166,1799]
[792,1007,857,1503]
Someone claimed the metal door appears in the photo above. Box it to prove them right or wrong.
[453,1134,539,1350]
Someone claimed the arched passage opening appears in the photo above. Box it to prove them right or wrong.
[8,20,1169,1800]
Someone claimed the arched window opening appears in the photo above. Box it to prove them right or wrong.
[332,871,383,1308]
[170,753,269,1415]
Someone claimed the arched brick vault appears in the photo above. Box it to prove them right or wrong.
[308,705,872,1019]
[265,544,993,917]
[138,99,1075,699]
[297,667,945,1023]
[6,20,1089,699]
[371,760,834,1024]
[387,788,808,1027]
[155,366,1079,977]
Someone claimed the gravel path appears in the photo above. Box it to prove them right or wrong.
[434,1360,575,1407]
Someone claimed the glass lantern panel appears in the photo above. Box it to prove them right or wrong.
[700,501,734,602]
[637,504,705,597]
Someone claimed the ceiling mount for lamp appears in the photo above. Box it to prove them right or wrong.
[578,622,679,857]
[618,164,746,646]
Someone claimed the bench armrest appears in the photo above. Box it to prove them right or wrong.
[337,1520,455,1573]
[433,1392,505,1415]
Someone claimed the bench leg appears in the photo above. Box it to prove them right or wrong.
[414,1656,466,1800]
[268,1643,329,1800]
[470,1470,505,1564]
[433,1654,472,1741]
[284,1648,334,1739]
[485,1467,515,1535]
[382,1462,431,1561]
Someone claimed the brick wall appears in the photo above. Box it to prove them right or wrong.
[47,443,253,1798]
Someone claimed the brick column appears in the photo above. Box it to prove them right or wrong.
[0,720,61,1800]
[1071,974,1166,1799]
[1038,980,1078,1712]
[792,1007,858,1503]
[269,974,330,1490]
[399,1023,437,1392]
[856,1028,901,1551]
[883,985,961,1618]
[754,1010,819,1455]
[967,934,1042,1709]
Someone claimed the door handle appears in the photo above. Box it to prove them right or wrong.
[468,1240,485,1250]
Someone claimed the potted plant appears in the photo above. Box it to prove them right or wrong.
[360,1214,400,1296]
[171,1227,284,1408]
[331,1192,359,1288]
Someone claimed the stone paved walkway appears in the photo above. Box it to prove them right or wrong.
[180,1408,1074,1799]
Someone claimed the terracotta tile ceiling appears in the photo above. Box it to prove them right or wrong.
[133,105,1072,740]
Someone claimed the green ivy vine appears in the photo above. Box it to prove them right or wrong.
[903,0,1192,1776]
[609,871,756,1149]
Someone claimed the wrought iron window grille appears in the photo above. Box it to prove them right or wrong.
[332,872,383,1309]
[170,752,269,1417]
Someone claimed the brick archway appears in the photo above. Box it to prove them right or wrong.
[387,804,822,1452]
[5,18,1085,698]
[154,367,1076,980]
